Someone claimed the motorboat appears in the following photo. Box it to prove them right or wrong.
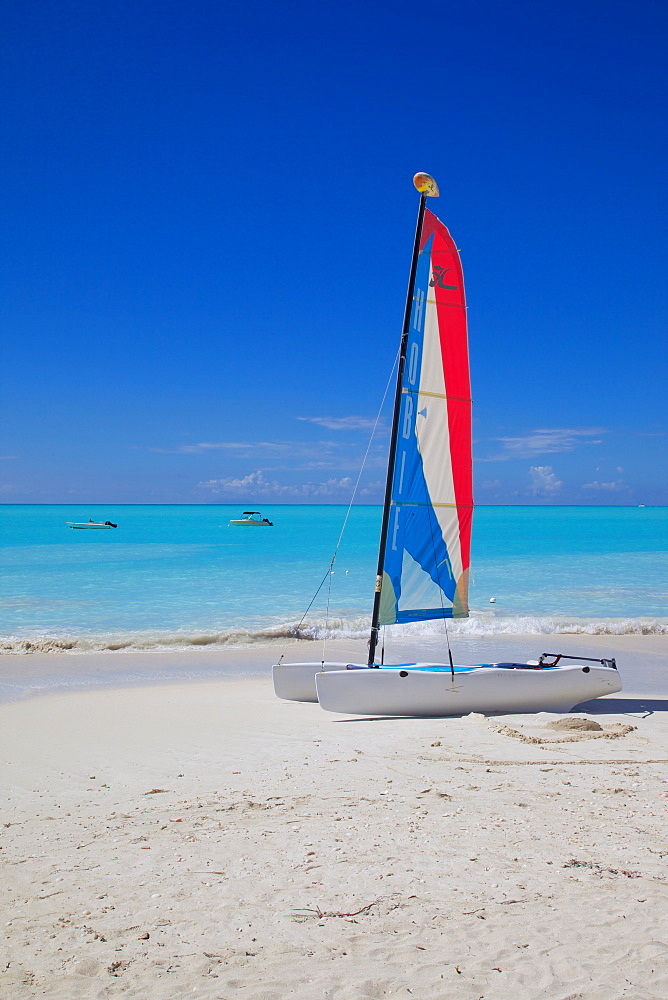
[229,511,273,526]
[67,520,118,529]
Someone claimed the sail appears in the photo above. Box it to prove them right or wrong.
[379,209,473,625]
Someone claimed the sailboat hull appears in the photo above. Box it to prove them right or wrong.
[315,664,622,716]
[272,662,353,703]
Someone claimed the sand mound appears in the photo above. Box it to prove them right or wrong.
[547,717,603,732]
[490,717,635,744]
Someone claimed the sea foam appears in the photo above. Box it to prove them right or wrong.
[2,612,666,654]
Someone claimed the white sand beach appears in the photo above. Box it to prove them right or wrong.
[2,638,668,999]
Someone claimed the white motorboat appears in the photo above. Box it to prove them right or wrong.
[67,520,117,529]
[229,511,273,526]
[272,172,621,716]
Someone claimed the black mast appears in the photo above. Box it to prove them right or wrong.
[368,179,435,665]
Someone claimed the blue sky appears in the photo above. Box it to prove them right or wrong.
[1,0,666,505]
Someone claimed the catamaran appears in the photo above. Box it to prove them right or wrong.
[273,173,621,716]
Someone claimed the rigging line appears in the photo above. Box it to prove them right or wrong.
[330,347,400,557]
[296,564,335,633]
[322,556,335,665]
[295,349,400,636]
[444,618,455,681]
[426,502,456,679]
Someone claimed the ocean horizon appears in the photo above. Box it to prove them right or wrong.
[1,504,666,654]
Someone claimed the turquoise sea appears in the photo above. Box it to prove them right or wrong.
[0,505,666,653]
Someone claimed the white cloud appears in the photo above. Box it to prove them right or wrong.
[198,470,358,498]
[200,470,270,491]
[359,480,384,496]
[582,479,628,492]
[528,466,563,495]
[145,441,293,455]
[297,416,380,431]
[139,440,362,463]
[482,427,606,461]
[297,478,354,497]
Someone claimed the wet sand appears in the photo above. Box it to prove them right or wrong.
[1,632,666,703]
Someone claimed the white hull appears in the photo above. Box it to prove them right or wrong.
[229,521,272,526]
[315,663,622,716]
[272,662,354,703]
[66,523,112,529]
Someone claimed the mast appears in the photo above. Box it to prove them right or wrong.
[368,173,440,665]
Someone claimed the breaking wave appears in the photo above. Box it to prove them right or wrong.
[2,611,667,654]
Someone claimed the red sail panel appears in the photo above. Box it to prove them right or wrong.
[421,209,473,577]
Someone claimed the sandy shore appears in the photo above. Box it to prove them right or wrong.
[2,631,667,702]
[2,644,668,999]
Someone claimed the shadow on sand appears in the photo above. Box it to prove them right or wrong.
[333,696,668,721]
[573,696,668,716]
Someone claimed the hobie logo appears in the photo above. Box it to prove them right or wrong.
[402,396,414,439]
[413,288,425,331]
[430,265,457,290]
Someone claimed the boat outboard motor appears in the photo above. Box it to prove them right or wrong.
[104,521,118,528]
